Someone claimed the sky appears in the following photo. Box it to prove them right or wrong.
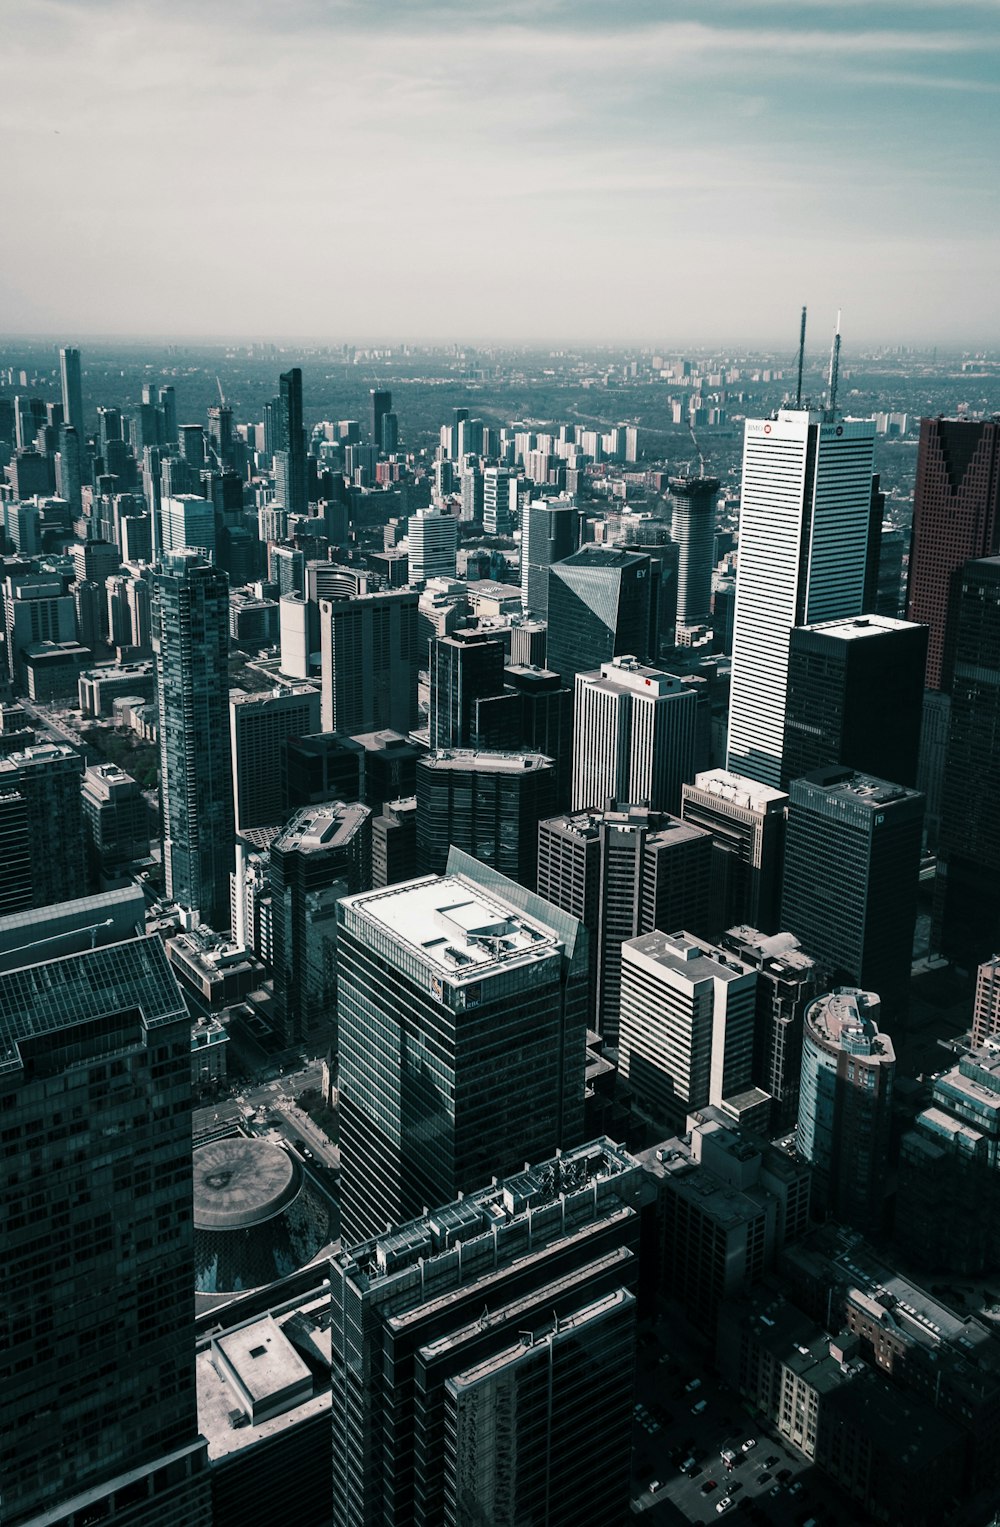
[1,0,998,348]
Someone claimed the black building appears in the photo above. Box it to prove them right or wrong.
[428,629,507,750]
[546,546,652,688]
[283,732,365,811]
[415,750,555,890]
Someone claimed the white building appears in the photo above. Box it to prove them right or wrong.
[160,493,216,563]
[407,506,457,582]
[572,656,697,815]
[727,409,876,788]
[482,467,518,536]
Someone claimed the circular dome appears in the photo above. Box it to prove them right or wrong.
[194,1138,300,1230]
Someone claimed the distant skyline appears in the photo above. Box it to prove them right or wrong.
[2,0,999,347]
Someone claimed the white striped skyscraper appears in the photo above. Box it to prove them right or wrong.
[572,656,697,815]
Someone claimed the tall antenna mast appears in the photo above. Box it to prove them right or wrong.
[796,305,807,408]
[828,309,842,420]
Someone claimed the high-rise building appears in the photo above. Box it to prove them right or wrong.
[482,465,518,535]
[81,760,150,884]
[572,656,698,815]
[0,937,211,1527]
[669,475,719,628]
[520,495,579,616]
[161,492,217,562]
[0,743,86,912]
[158,384,178,444]
[319,589,419,736]
[372,795,417,887]
[369,388,392,448]
[331,1139,640,1527]
[973,955,1000,1049]
[537,803,712,1043]
[407,506,457,581]
[229,686,321,833]
[415,749,555,888]
[796,987,895,1233]
[56,422,83,514]
[274,366,308,516]
[907,417,1000,691]
[619,929,758,1129]
[284,732,365,811]
[781,615,927,790]
[428,628,506,750]
[720,925,820,1133]
[727,409,877,787]
[781,767,924,1029]
[336,862,588,1245]
[269,800,372,1048]
[680,768,788,939]
[934,557,1000,967]
[546,545,652,686]
[154,549,234,929]
[59,344,83,431]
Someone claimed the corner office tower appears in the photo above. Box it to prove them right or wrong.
[727,409,876,789]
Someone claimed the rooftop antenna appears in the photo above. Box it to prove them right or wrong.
[828,310,842,421]
[795,305,807,409]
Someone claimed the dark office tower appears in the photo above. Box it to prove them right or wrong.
[781,767,924,1030]
[0,937,211,1527]
[623,533,680,658]
[331,1140,640,1527]
[415,750,555,888]
[275,366,308,516]
[269,800,372,1048]
[380,410,398,455]
[0,785,31,912]
[547,546,652,687]
[284,732,365,811]
[781,615,928,790]
[934,557,1000,967]
[503,663,573,808]
[0,742,86,911]
[352,728,426,812]
[154,549,234,930]
[876,525,905,617]
[59,343,83,430]
[370,387,391,447]
[372,795,417,887]
[81,761,149,884]
[230,685,321,832]
[428,628,506,749]
[178,423,205,470]
[520,496,579,616]
[158,384,178,444]
[320,590,419,736]
[680,768,788,939]
[538,803,712,1043]
[669,475,718,628]
[907,417,1000,691]
[720,926,819,1133]
[56,422,83,514]
[336,863,588,1245]
[796,987,895,1233]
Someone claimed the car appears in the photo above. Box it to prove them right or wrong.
[728,1482,742,1495]
[789,1481,803,1496]
[681,1456,698,1473]
[770,1485,783,1498]
[691,1398,708,1415]
[701,1481,718,1496]
[740,1439,756,1453]
[716,1500,734,1517]
[685,1377,703,1393]
[649,1480,663,1494]
[763,1455,779,1469]
[758,1472,771,1485]
[720,1449,738,1468]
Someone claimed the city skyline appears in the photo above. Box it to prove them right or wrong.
[2,2,998,346]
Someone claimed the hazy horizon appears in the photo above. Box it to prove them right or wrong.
[2,0,998,348]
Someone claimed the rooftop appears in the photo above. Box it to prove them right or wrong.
[794,766,922,808]
[686,769,788,813]
[799,614,925,642]
[271,801,370,854]
[806,989,894,1063]
[623,929,755,988]
[193,1138,301,1230]
[421,749,552,774]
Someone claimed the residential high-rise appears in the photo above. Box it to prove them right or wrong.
[680,768,788,938]
[59,343,83,431]
[0,937,211,1527]
[720,925,820,1133]
[230,685,321,833]
[796,987,895,1233]
[269,800,372,1049]
[973,955,1000,1049]
[428,628,506,749]
[669,475,719,628]
[161,492,217,562]
[520,495,579,616]
[0,743,86,912]
[415,749,555,888]
[482,465,518,535]
[727,409,877,788]
[274,366,308,516]
[538,803,712,1043]
[319,590,419,736]
[331,1139,640,1527]
[934,557,1000,967]
[572,655,698,814]
[907,417,1000,691]
[154,549,234,929]
[546,545,651,686]
[781,615,927,789]
[781,767,924,1030]
[619,929,758,1129]
[369,388,391,448]
[336,862,588,1245]
[407,506,457,580]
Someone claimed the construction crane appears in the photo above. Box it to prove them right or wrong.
[686,425,707,477]
[215,375,226,406]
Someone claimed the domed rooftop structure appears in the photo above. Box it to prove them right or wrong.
[193,1137,331,1295]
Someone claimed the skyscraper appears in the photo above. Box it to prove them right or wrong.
[796,987,895,1233]
[415,749,555,888]
[331,1139,640,1527]
[230,685,321,834]
[0,743,86,912]
[336,863,587,1245]
[154,549,234,929]
[727,409,877,788]
[59,343,83,431]
[669,474,719,629]
[274,366,308,516]
[319,590,419,735]
[781,614,928,790]
[0,937,211,1526]
[520,495,579,616]
[482,465,518,535]
[720,925,820,1134]
[160,492,217,562]
[428,628,507,750]
[546,545,652,686]
[681,769,788,939]
[781,767,924,1029]
[369,387,391,448]
[407,506,458,580]
[907,417,1000,692]
[973,955,1000,1050]
[571,656,698,815]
